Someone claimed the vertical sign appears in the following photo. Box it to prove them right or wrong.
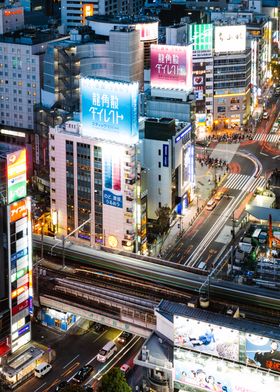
[7,149,27,204]
[162,144,169,167]
[102,146,123,209]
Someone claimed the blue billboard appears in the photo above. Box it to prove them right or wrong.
[102,146,123,209]
[81,78,139,144]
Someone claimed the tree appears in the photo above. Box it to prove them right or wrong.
[154,206,172,235]
[98,368,131,392]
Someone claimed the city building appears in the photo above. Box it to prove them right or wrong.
[86,14,159,69]
[0,5,24,34]
[141,119,194,220]
[35,24,143,192]
[49,77,147,253]
[0,144,33,367]
[135,300,280,392]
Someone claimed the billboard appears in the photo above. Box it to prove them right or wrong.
[189,24,213,52]
[9,199,28,223]
[102,146,123,209]
[81,78,139,144]
[82,3,94,23]
[150,44,192,91]
[174,316,239,361]
[174,348,280,392]
[135,22,158,41]
[7,149,26,204]
[246,334,280,372]
[215,25,246,53]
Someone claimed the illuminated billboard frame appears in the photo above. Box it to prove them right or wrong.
[102,145,123,209]
[80,78,139,145]
[174,347,280,392]
[150,44,192,91]
[189,24,213,52]
[215,25,246,53]
[135,22,158,41]
[7,149,27,204]
[82,3,94,23]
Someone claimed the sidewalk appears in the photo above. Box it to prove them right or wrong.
[160,160,227,257]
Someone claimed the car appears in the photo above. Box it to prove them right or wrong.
[206,199,217,211]
[263,111,269,119]
[214,191,224,201]
[55,381,68,391]
[93,322,105,333]
[117,331,132,344]
[120,364,131,376]
[73,365,94,383]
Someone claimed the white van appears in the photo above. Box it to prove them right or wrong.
[34,362,52,378]
[97,341,117,363]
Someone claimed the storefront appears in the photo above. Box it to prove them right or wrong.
[40,308,76,331]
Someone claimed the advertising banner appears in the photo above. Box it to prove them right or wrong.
[150,44,192,91]
[162,144,169,167]
[174,315,239,361]
[9,199,28,223]
[189,24,213,52]
[174,348,280,392]
[246,334,280,373]
[102,146,123,209]
[80,78,139,144]
[135,22,158,41]
[7,149,26,204]
[215,25,246,53]
[82,3,94,23]
[193,75,204,86]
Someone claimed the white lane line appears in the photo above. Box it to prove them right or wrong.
[260,152,269,156]
[63,354,80,369]
[34,382,47,392]
[272,155,280,159]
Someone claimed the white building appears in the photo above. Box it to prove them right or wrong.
[0,6,24,34]
[61,0,99,31]
[0,29,65,131]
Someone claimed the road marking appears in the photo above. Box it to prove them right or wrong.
[272,155,280,159]
[63,354,80,369]
[62,361,80,378]
[43,378,59,392]
[34,383,47,392]
[260,152,269,156]
[253,133,280,143]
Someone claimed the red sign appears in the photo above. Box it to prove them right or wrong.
[150,44,192,91]
[12,299,29,316]
[4,9,23,17]
[10,199,28,223]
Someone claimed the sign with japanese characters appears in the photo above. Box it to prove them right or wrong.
[215,25,246,53]
[80,78,139,144]
[189,24,213,52]
[150,44,192,91]
[7,149,27,204]
[102,146,123,209]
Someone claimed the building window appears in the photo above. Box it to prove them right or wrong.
[158,175,161,181]
[159,202,162,208]
[158,149,161,156]
[158,162,161,168]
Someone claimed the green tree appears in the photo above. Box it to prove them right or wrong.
[154,206,172,235]
[98,368,131,392]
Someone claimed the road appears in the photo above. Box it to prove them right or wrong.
[165,97,280,269]
[19,323,143,392]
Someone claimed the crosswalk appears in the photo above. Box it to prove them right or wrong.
[223,173,266,192]
[253,133,280,143]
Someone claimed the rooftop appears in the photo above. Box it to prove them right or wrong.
[156,300,280,340]
[0,28,62,45]
[0,143,21,160]
[87,14,159,25]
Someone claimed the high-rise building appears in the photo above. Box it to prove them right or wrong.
[49,77,146,253]
[0,144,32,361]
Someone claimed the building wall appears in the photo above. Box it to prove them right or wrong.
[61,0,101,31]
[0,7,24,34]
[49,123,139,251]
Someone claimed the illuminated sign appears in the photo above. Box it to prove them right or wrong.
[162,144,169,167]
[1,129,25,137]
[7,149,27,204]
[10,199,28,223]
[175,125,192,144]
[82,3,94,23]
[135,22,158,41]
[246,334,280,373]
[81,78,139,144]
[189,24,213,51]
[4,9,23,17]
[103,146,123,209]
[215,25,246,53]
[150,44,192,91]
[12,299,29,315]
[174,316,239,361]
[174,348,280,392]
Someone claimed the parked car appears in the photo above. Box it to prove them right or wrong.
[117,331,132,344]
[206,199,217,211]
[214,191,224,201]
[55,381,68,391]
[120,364,131,376]
[263,111,269,120]
[34,363,52,378]
[93,322,105,333]
[73,365,94,383]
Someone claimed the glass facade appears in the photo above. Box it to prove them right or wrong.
[77,143,91,239]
